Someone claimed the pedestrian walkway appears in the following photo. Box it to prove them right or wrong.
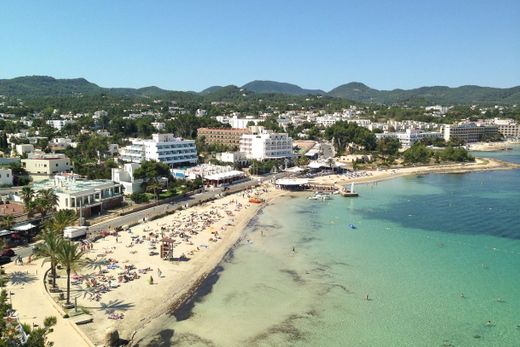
[4,260,90,347]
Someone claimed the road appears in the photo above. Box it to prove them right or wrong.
[88,172,287,233]
[11,172,288,259]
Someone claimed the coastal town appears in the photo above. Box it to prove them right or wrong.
[0,82,519,346]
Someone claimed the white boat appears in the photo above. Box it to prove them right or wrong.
[308,192,332,200]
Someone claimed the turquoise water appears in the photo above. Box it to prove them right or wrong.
[145,149,520,347]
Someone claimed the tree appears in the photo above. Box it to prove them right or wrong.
[34,189,59,218]
[34,230,62,291]
[324,121,377,155]
[0,216,15,230]
[377,137,401,157]
[20,186,34,208]
[56,241,84,306]
[403,143,432,164]
[46,210,77,235]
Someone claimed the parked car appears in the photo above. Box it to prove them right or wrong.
[0,256,11,265]
[0,249,15,257]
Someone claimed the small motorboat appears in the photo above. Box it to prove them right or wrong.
[348,224,357,229]
[249,197,264,204]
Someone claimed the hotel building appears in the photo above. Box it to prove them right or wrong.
[197,128,251,148]
[119,133,197,167]
[240,130,293,161]
[443,123,499,143]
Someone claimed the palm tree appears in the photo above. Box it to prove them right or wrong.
[20,186,34,209]
[34,230,62,291]
[56,240,84,306]
[0,215,15,230]
[145,178,162,202]
[46,209,77,235]
[38,189,59,216]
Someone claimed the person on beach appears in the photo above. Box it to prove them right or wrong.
[365,294,369,301]
[157,268,162,278]
[292,246,295,253]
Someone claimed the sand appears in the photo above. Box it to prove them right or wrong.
[309,157,519,188]
[64,185,286,345]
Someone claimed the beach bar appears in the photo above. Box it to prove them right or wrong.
[275,178,309,191]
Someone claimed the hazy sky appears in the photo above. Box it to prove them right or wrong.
[1,0,519,91]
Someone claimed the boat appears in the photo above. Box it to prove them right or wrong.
[348,224,357,229]
[249,197,264,204]
[308,192,332,201]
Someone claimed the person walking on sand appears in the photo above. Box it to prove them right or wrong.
[157,268,162,278]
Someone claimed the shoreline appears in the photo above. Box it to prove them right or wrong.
[309,157,520,187]
[69,186,288,345]
[124,157,520,345]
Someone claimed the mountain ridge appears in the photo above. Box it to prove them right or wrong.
[0,75,519,105]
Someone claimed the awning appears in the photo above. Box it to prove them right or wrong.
[0,230,14,237]
[11,223,36,231]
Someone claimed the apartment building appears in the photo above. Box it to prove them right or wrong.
[240,130,293,161]
[119,133,197,167]
[21,153,72,175]
[443,123,499,143]
[197,128,251,148]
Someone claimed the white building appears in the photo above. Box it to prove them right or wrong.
[376,129,443,148]
[216,151,248,165]
[30,173,123,217]
[0,169,13,186]
[240,130,293,161]
[111,163,144,195]
[46,119,73,130]
[229,116,261,129]
[119,133,198,167]
[15,144,34,155]
[151,122,166,131]
[21,153,72,175]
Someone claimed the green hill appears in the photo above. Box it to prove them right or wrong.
[242,80,326,96]
[329,83,520,105]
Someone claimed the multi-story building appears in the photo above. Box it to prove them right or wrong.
[119,133,197,167]
[444,123,499,143]
[493,119,519,138]
[376,129,443,148]
[240,130,293,161]
[30,173,123,217]
[111,163,144,195]
[229,116,261,129]
[46,119,73,130]
[21,153,72,175]
[197,128,251,148]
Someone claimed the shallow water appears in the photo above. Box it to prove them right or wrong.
[146,149,520,347]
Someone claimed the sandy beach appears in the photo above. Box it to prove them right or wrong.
[309,157,520,188]
[57,184,287,345]
[3,155,519,346]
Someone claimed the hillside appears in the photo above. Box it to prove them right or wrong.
[329,82,520,105]
[242,80,325,96]
[1,75,519,105]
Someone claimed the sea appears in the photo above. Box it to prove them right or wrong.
[144,147,520,347]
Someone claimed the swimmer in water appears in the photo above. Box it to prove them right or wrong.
[485,320,494,327]
[460,293,465,299]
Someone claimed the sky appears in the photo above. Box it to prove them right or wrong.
[1,0,519,92]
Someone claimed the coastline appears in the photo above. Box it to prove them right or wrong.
[72,186,288,345]
[309,157,520,187]
[6,156,518,346]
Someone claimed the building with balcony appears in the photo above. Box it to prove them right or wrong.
[240,130,293,161]
[30,173,123,217]
[376,129,443,148]
[119,133,197,167]
[443,123,499,143]
[197,127,251,148]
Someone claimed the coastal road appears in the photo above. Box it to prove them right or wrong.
[88,173,287,234]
